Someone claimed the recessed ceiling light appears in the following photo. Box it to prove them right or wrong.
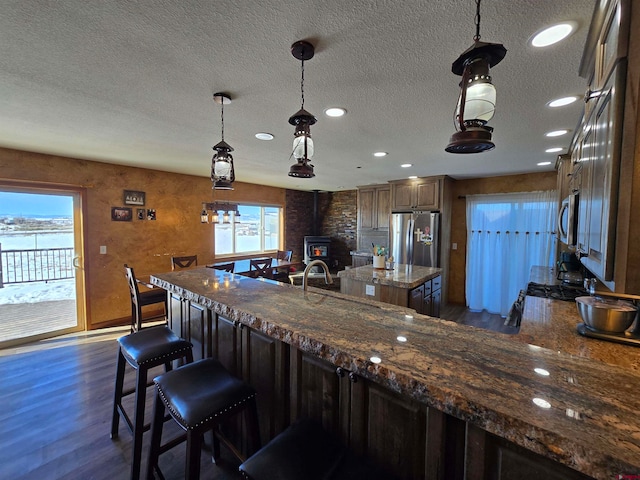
[548,96,578,108]
[545,129,569,137]
[537,161,552,166]
[255,132,274,140]
[401,163,412,168]
[324,107,346,117]
[373,151,388,157]
[530,22,576,47]
[545,147,563,153]
[408,175,418,179]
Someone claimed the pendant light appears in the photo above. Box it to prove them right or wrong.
[288,40,317,178]
[211,92,236,189]
[445,0,506,154]
[200,203,209,223]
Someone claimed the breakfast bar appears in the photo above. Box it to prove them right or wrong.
[151,267,640,480]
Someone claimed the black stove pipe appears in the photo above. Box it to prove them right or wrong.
[312,189,319,236]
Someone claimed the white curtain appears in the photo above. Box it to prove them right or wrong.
[465,190,557,316]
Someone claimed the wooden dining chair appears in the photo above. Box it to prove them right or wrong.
[124,264,167,332]
[276,250,293,262]
[249,258,273,278]
[171,255,198,270]
[272,250,294,282]
[209,262,235,273]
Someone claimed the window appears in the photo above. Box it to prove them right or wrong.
[214,204,282,256]
[465,191,557,316]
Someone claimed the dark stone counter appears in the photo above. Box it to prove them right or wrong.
[151,267,640,479]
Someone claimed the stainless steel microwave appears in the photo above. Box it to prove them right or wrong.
[558,194,578,246]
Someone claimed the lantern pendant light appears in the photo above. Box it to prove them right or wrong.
[211,92,236,189]
[445,0,507,154]
[288,40,317,178]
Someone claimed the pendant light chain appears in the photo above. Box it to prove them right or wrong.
[220,97,225,141]
[474,0,482,42]
[300,59,305,109]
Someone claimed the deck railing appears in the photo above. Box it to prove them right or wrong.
[0,245,75,287]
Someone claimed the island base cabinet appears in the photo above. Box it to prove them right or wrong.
[242,326,289,444]
[289,350,351,441]
[168,295,598,480]
[464,424,593,480]
[168,292,210,361]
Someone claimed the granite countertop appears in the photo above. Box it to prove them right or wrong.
[350,250,373,257]
[152,268,640,479]
[337,263,441,289]
[516,266,640,371]
[514,295,640,371]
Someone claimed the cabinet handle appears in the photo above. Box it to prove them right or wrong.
[336,367,346,377]
[576,248,588,259]
[348,372,358,383]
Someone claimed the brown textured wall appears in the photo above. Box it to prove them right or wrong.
[0,147,286,328]
[448,171,557,305]
[318,190,357,269]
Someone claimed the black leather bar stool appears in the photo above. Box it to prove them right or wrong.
[239,418,390,480]
[110,325,193,480]
[146,358,261,480]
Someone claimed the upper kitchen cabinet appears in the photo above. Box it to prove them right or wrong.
[570,0,636,291]
[357,184,391,231]
[390,177,443,211]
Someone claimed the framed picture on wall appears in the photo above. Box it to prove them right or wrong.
[137,208,146,220]
[123,190,145,206]
[111,207,133,221]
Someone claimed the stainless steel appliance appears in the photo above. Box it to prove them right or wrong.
[389,212,439,267]
[558,193,578,246]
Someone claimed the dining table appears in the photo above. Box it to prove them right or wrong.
[207,257,302,276]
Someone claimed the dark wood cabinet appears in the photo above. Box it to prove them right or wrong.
[409,283,425,314]
[241,326,289,442]
[408,275,441,317]
[167,292,210,360]
[465,424,592,480]
[289,349,350,440]
[358,184,391,231]
[165,289,595,480]
[391,178,440,211]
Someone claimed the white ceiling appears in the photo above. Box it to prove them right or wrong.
[0,0,595,192]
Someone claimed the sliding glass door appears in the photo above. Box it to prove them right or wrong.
[0,184,86,347]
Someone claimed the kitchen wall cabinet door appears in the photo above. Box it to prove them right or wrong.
[577,61,625,284]
[357,185,390,230]
[391,178,440,211]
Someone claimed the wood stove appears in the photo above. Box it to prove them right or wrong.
[304,236,331,265]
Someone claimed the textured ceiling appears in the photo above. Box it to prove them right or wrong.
[0,0,595,192]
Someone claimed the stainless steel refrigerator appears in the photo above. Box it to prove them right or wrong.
[389,212,440,267]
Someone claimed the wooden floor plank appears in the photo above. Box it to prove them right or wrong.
[0,327,244,480]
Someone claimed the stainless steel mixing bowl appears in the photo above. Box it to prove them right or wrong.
[575,296,638,333]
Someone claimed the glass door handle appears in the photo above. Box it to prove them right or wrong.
[72,256,82,268]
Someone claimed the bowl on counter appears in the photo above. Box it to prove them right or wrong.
[575,296,638,333]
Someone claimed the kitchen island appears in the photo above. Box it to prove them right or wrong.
[338,263,442,316]
[151,267,640,480]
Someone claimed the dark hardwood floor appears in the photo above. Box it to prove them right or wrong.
[0,304,514,479]
[0,327,244,480]
[441,304,520,335]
